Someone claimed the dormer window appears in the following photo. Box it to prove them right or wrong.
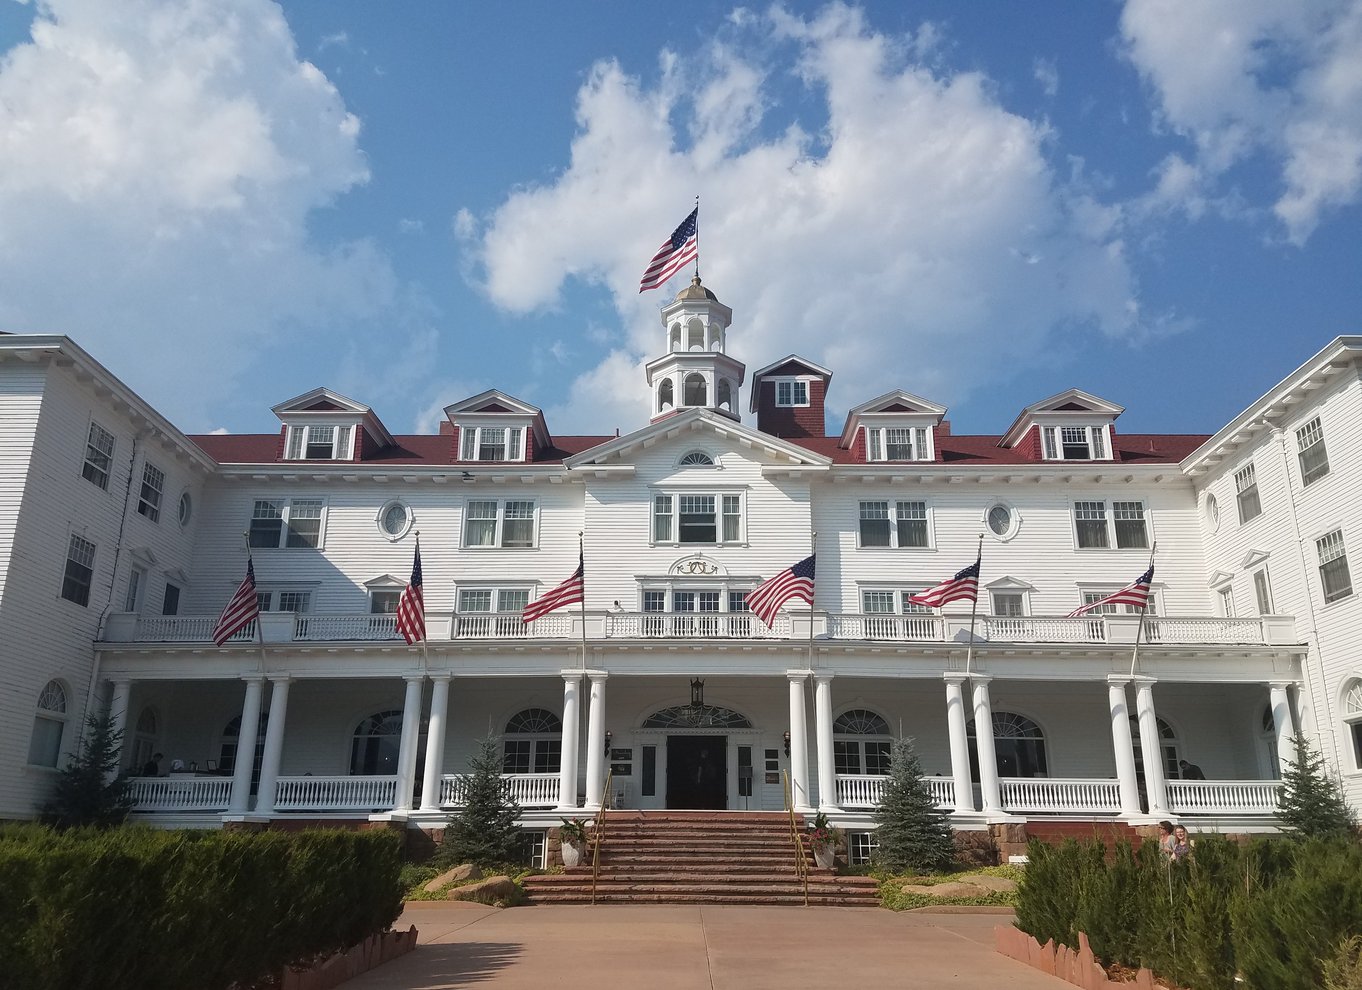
[460,425,525,462]
[1042,425,1108,461]
[866,426,931,462]
[285,424,353,461]
[775,379,809,407]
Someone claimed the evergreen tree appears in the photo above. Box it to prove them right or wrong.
[1278,732,1356,839]
[440,736,525,867]
[40,711,134,829]
[871,736,956,873]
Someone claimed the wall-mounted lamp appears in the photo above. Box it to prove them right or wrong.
[783,730,791,758]
[604,729,612,756]
[690,678,705,708]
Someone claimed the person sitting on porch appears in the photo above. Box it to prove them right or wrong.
[141,753,163,777]
[1178,759,1206,780]
[1156,820,1176,860]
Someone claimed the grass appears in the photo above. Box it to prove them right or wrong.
[876,863,1025,911]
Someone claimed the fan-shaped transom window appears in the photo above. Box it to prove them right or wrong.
[350,710,403,775]
[506,708,562,734]
[643,705,752,729]
[967,711,1047,780]
[833,709,892,775]
[504,708,562,774]
[679,451,714,467]
[27,680,68,767]
[1344,680,1362,771]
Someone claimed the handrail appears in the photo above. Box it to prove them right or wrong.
[782,770,810,907]
[589,769,614,906]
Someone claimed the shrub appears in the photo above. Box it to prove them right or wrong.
[439,736,525,868]
[40,711,133,829]
[1278,733,1357,839]
[870,736,955,873]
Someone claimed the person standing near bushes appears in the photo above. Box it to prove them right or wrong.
[1170,824,1192,861]
[1156,820,1176,860]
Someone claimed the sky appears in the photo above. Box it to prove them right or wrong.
[1,0,1360,442]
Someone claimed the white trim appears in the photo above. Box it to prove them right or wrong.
[376,500,414,541]
[461,496,539,549]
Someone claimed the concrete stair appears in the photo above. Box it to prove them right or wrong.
[522,811,881,906]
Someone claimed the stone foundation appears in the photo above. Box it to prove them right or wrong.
[953,828,1000,867]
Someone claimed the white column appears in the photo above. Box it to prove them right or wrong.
[1107,676,1142,817]
[788,672,812,812]
[944,673,975,813]
[1269,681,1298,774]
[107,679,133,779]
[583,673,608,811]
[814,674,839,811]
[228,676,264,814]
[255,677,291,816]
[557,672,582,810]
[393,675,425,812]
[419,676,451,812]
[1133,677,1169,816]
[971,675,1002,813]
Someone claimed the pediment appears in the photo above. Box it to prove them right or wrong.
[985,575,1035,592]
[565,408,831,470]
[444,389,541,418]
[1240,549,1271,569]
[162,567,190,586]
[839,390,947,447]
[1029,388,1124,416]
[1000,388,1125,448]
[364,574,406,589]
[1207,569,1235,588]
[271,387,370,416]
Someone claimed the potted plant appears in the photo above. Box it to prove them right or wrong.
[559,817,590,867]
[807,811,840,869]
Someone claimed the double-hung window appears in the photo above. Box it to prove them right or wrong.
[1074,501,1110,549]
[652,492,743,545]
[248,498,325,549]
[858,500,929,548]
[285,424,354,461]
[457,587,532,635]
[1296,417,1330,486]
[775,379,809,406]
[460,425,525,462]
[865,427,930,462]
[1316,529,1353,603]
[137,463,164,522]
[1234,463,1261,523]
[463,499,536,548]
[1253,569,1273,614]
[83,422,115,490]
[61,535,97,606]
[1074,500,1148,549]
[860,589,933,638]
[1042,425,1108,461]
[255,589,312,613]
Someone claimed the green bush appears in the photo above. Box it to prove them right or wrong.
[0,824,404,990]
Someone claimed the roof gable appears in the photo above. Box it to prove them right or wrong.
[271,387,371,416]
[1000,388,1125,449]
[839,389,947,447]
[565,408,832,471]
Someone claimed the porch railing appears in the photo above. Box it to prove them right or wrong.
[999,777,1123,815]
[294,614,399,641]
[126,615,256,643]
[1167,779,1283,816]
[825,614,943,641]
[835,773,954,810]
[273,775,397,811]
[980,616,1107,643]
[451,614,571,639]
[128,775,233,812]
[604,612,789,639]
[439,772,561,808]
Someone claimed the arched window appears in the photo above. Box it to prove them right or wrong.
[1344,680,1362,772]
[504,708,562,774]
[683,373,707,407]
[679,451,714,466]
[642,705,752,729]
[833,709,892,775]
[220,712,267,790]
[686,320,705,351]
[27,680,68,767]
[717,379,733,412]
[657,379,674,412]
[1128,714,1180,779]
[131,707,160,773]
[669,323,683,352]
[350,710,403,775]
[968,711,1047,781]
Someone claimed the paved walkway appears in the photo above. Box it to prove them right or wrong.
[344,902,1069,989]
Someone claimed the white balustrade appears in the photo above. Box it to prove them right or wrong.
[273,775,397,811]
[1144,617,1268,645]
[440,773,561,808]
[128,775,233,812]
[604,612,789,639]
[825,614,943,641]
[294,614,399,641]
[999,777,1123,814]
[1167,779,1283,816]
[835,774,954,809]
[452,613,572,639]
[980,616,1106,643]
[129,616,257,643]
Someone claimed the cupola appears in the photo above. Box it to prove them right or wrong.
[644,277,745,422]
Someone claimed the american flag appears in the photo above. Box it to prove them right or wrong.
[395,539,425,644]
[1067,565,1155,618]
[909,553,981,609]
[212,559,260,646]
[524,551,585,622]
[638,207,699,292]
[746,554,816,627]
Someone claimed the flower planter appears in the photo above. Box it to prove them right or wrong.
[561,840,585,867]
[812,842,835,869]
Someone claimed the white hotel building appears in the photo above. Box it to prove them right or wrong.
[2,280,1359,855]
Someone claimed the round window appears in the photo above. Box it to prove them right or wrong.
[1204,493,1220,532]
[377,501,411,540]
[985,502,1020,541]
[178,492,193,527]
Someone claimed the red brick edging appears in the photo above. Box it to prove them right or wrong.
[281,927,419,990]
[994,926,1168,990]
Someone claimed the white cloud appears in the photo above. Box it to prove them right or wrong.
[1033,57,1059,98]
[1120,0,1362,244]
[471,3,1142,433]
[0,0,394,428]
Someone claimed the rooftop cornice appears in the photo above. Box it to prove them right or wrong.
[825,462,1187,485]
[565,407,832,469]
[217,463,575,485]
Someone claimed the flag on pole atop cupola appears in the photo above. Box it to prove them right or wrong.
[524,551,585,622]
[745,554,816,627]
[395,538,425,644]
[1067,565,1155,617]
[908,553,981,609]
[639,207,699,292]
[212,559,260,646]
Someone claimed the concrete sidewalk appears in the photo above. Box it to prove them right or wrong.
[343,902,1069,989]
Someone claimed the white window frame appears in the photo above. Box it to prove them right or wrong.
[27,679,68,768]
[82,421,115,490]
[284,423,354,461]
[1041,424,1110,461]
[1295,416,1330,486]
[254,588,314,613]
[637,582,757,636]
[161,581,181,616]
[985,502,1022,542]
[864,426,932,462]
[1343,681,1362,774]
[178,491,193,528]
[1234,463,1262,524]
[1073,499,1149,550]
[1217,586,1236,618]
[992,591,1026,617]
[1076,586,1158,616]
[1253,568,1273,615]
[247,498,327,550]
[650,490,745,547]
[459,424,526,463]
[61,533,97,607]
[856,499,932,549]
[124,566,147,613]
[455,586,534,635]
[137,462,165,522]
[462,498,538,549]
[774,378,810,407]
[1316,528,1353,604]
[376,500,414,541]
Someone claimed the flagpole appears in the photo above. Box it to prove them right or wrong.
[808,530,817,670]
[964,534,983,676]
[1129,542,1158,677]
[693,195,700,280]
[578,532,589,671]
[242,531,266,674]
[414,532,431,672]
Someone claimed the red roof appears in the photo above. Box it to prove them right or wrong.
[782,433,1207,466]
[189,433,614,466]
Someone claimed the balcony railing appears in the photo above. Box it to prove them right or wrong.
[295,614,399,641]
[836,773,954,810]
[128,775,233,812]
[440,772,560,808]
[274,775,398,812]
[604,612,789,639]
[826,615,943,642]
[1167,779,1283,816]
[999,777,1123,815]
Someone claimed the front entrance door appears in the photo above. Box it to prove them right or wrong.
[666,736,727,809]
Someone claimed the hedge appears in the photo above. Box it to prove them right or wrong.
[1014,835,1362,990]
[0,824,404,990]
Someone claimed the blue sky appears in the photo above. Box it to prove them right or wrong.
[1,1,1359,441]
